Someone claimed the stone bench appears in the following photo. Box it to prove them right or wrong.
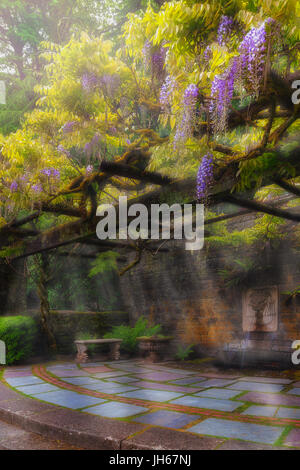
[75,339,122,363]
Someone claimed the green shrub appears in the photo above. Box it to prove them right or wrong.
[104,316,162,354]
[0,316,38,365]
[175,344,194,361]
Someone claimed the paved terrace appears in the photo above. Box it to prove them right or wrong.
[1,360,300,450]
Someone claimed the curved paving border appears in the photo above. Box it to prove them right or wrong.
[1,361,300,449]
[33,365,300,428]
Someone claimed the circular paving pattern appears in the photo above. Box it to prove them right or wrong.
[2,360,300,448]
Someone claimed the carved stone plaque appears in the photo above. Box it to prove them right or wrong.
[242,287,278,332]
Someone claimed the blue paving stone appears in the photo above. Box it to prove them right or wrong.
[82,401,148,418]
[15,383,60,395]
[228,381,284,393]
[105,376,139,384]
[287,388,300,396]
[169,377,207,385]
[92,371,127,378]
[33,390,106,409]
[276,407,300,419]
[194,379,236,388]
[119,389,183,402]
[242,405,278,417]
[62,377,102,386]
[5,376,44,387]
[134,410,199,429]
[194,388,241,400]
[188,418,284,444]
[170,396,241,412]
[84,383,139,394]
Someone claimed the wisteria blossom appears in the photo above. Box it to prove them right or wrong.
[217,15,234,47]
[197,153,214,200]
[159,75,176,112]
[174,84,198,147]
[10,181,18,192]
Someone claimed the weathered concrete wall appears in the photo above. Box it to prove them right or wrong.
[119,214,300,364]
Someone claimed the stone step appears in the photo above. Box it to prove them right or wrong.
[0,418,81,450]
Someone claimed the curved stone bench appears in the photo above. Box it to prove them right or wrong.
[75,339,122,363]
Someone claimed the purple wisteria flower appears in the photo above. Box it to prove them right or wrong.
[85,165,94,175]
[238,22,267,96]
[81,73,98,92]
[32,184,43,193]
[40,168,60,179]
[197,153,214,200]
[159,75,176,112]
[174,84,198,147]
[10,181,18,192]
[84,134,101,157]
[209,57,238,134]
[151,47,166,80]
[61,121,76,134]
[217,15,234,47]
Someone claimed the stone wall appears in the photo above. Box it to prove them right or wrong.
[119,212,300,366]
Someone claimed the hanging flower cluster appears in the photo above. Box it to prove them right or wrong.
[159,75,176,112]
[174,84,198,147]
[209,57,237,134]
[238,21,269,97]
[196,153,214,200]
[217,15,234,47]
[99,74,120,98]
[10,181,18,193]
[142,40,166,80]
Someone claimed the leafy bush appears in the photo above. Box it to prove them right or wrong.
[175,344,194,361]
[104,316,162,354]
[0,316,38,365]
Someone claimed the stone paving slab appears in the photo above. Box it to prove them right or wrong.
[62,377,103,386]
[4,371,34,378]
[241,391,300,407]
[188,418,284,444]
[82,401,148,418]
[82,366,115,373]
[122,426,225,450]
[217,440,289,450]
[5,376,44,387]
[133,381,202,394]
[33,390,106,409]
[170,396,241,412]
[119,389,184,402]
[241,405,278,417]
[238,377,292,385]
[49,370,89,378]
[134,372,187,382]
[169,377,207,385]
[105,376,139,383]
[133,409,199,429]
[228,381,285,393]
[15,383,60,395]
[82,383,139,394]
[194,388,241,400]
[283,428,300,447]
[92,371,128,379]
[276,407,300,420]
[287,388,300,396]
[195,378,237,388]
